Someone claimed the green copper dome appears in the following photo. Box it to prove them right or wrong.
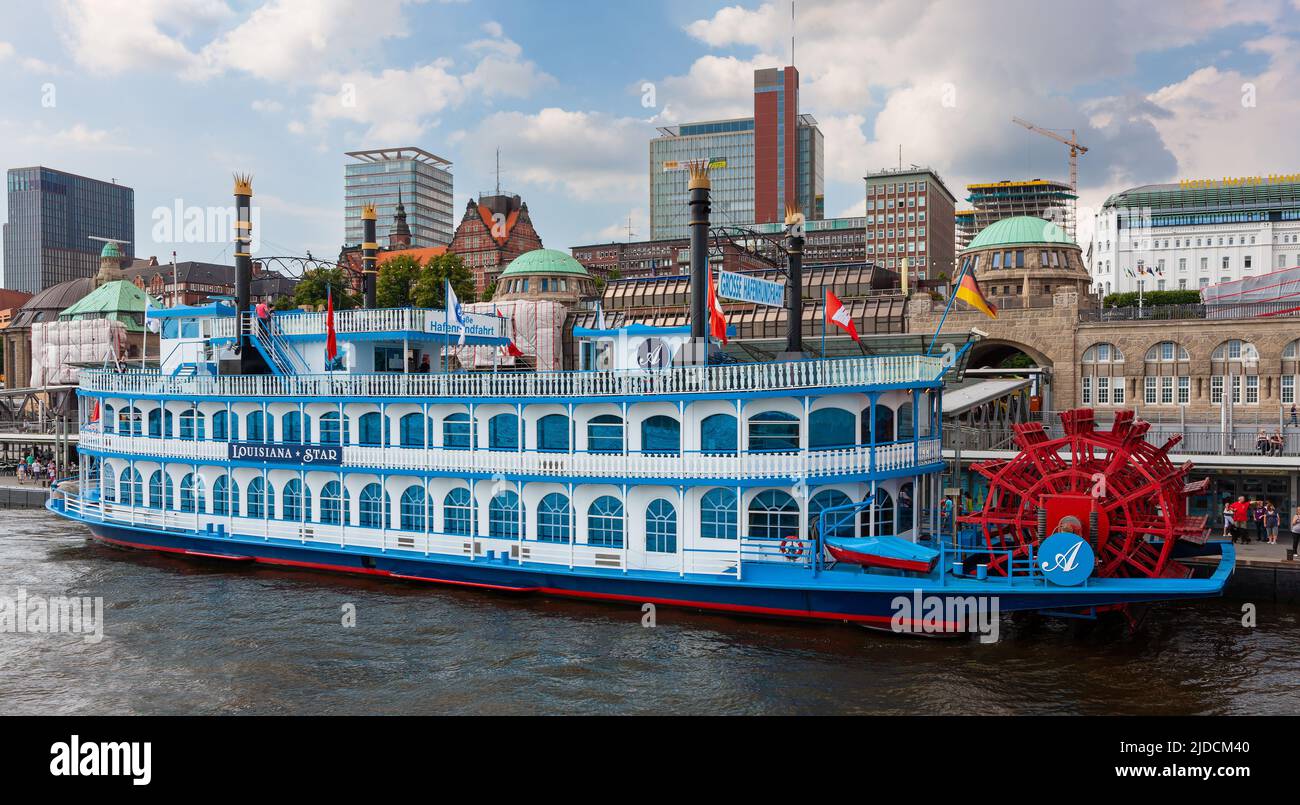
[100,241,122,258]
[966,216,1073,250]
[499,248,590,278]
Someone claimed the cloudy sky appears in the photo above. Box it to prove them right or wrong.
[1,0,1297,273]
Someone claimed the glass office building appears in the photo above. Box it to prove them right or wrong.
[344,148,454,248]
[3,167,134,294]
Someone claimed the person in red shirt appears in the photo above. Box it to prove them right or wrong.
[1230,496,1251,543]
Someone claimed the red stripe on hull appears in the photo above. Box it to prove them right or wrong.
[88,531,959,629]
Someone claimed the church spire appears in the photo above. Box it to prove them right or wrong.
[389,188,412,249]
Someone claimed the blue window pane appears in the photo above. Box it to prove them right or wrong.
[443,413,472,449]
[700,414,737,455]
[587,495,624,547]
[320,481,348,525]
[444,488,472,535]
[809,490,853,538]
[537,493,571,543]
[747,490,798,540]
[245,411,265,442]
[359,413,388,447]
[645,498,677,553]
[810,408,855,450]
[537,414,569,453]
[319,412,349,446]
[749,411,799,453]
[400,486,426,531]
[489,491,521,538]
[700,488,737,539]
[489,414,519,451]
[587,414,623,454]
[641,416,680,456]
[399,413,425,448]
[359,483,388,528]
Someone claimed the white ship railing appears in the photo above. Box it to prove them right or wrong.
[81,354,946,400]
[58,489,743,579]
[79,431,943,480]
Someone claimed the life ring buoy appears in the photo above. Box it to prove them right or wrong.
[779,537,805,560]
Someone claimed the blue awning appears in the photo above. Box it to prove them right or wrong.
[146,302,236,319]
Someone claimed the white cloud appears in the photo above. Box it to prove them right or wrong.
[16,122,138,152]
[457,108,652,202]
[251,99,284,113]
[55,0,234,75]
[0,41,60,73]
[309,61,464,143]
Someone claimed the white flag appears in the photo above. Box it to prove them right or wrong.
[446,279,468,345]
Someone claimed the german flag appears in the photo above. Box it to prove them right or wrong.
[955,270,997,319]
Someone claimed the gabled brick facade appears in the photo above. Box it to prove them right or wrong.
[447,194,544,296]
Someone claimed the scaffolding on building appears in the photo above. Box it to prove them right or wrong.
[955,179,1078,249]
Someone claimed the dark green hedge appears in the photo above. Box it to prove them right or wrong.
[1103,289,1202,308]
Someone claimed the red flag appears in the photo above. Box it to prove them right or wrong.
[825,291,860,342]
[708,268,728,345]
[90,400,100,423]
[325,287,337,362]
[495,303,524,357]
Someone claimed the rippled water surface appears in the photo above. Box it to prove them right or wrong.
[2,510,1297,715]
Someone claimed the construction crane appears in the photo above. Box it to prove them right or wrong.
[1011,117,1089,241]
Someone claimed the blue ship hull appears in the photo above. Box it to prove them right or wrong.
[49,499,1236,630]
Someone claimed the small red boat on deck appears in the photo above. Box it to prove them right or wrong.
[824,536,940,574]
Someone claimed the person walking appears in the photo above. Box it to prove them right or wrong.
[1256,430,1270,455]
[1265,502,1280,545]
[1272,430,1286,456]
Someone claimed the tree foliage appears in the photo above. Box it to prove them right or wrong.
[289,267,359,310]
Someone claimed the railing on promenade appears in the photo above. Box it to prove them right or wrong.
[80,354,946,401]
[944,422,1300,460]
[1098,301,1300,322]
[79,430,943,481]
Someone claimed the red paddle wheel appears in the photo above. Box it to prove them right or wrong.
[961,409,1210,580]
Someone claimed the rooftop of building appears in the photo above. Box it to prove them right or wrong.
[500,248,590,278]
[964,216,1075,251]
[10,278,97,330]
[5,165,134,189]
[59,280,160,332]
[344,147,452,167]
[378,246,448,266]
[1102,176,1300,209]
[864,166,958,204]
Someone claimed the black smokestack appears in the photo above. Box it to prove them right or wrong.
[688,161,711,347]
[362,203,378,308]
[784,205,805,355]
[233,174,253,369]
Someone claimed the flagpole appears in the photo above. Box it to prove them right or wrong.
[821,290,826,359]
[926,257,971,356]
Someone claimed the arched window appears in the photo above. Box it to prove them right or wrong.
[747,490,798,540]
[399,486,426,531]
[537,414,570,453]
[283,479,309,521]
[700,413,738,455]
[1144,341,1189,362]
[860,405,894,444]
[320,481,349,525]
[537,493,571,543]
[147,408,172,438]
[148,471,173,510]
[645,498,677,553]
[282,411,309,444]
[213,475,239,516]
[809,408,855,450]
[319,411,348,446]
[179,473,205,513]
[245,410,266,442]
[489,413,519,451]
[359,412,388,447]
[444,488,472,535]
[749,411,799,453]
[212,410,237,441]
[117,407,142,436]
[587,495,624,547]
[103,404,114,433]
[443,413,472,450]
[179,410,205,441]
[246,477,271,518]
[489,490,521,538]
[641,415,680,455]
[1211,339,1260,362]
[897,401,915,440]
[809,489,853,538]
[1082,342,1124,363]
[398,413,426,448]
[359,483,390,528]
[700,488,738,539]
[861,489,895,535]
[118,467,142,506]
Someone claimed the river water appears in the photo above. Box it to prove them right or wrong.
[2,509,1297,715]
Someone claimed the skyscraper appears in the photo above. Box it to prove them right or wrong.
[2,167,134,293]
[648,66,823,240]
[864,167,958,283]
[344,147,454,249]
